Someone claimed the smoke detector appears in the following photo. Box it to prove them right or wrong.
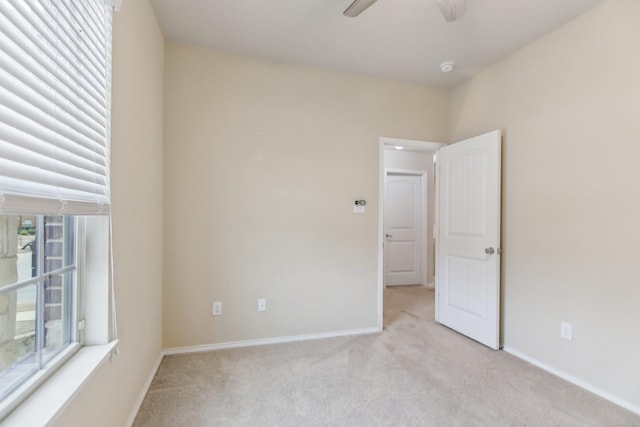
[439,61,455,73]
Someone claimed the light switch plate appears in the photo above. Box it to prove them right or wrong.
[212,301,222,316]
[560,321,572,341]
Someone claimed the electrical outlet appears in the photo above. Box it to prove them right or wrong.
[560,321,572,341]
[258,298,266,312]
[212,301,222,316]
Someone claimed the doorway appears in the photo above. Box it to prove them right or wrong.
[377,137,445,329]
[378,132,502,349]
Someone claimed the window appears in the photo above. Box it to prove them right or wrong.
[0,0,114,420]
[0,215,77,401]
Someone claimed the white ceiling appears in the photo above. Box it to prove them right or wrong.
[149,0,605,88]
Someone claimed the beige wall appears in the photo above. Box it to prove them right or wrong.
[53,1,165,426]
[384,149,436,285]
[450,0,640,409]
[163,43,449,348]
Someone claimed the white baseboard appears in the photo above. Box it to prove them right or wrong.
[125,351,164,427]
[163,327,381,356]
[503,346,640,416]
[425,282,435,289]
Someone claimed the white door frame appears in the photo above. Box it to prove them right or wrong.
[384,169,428,286]
[378,137,446,330]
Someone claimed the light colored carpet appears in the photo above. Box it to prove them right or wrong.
[133,286,640,426]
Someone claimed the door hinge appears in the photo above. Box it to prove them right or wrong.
[78,319,86,331]
[497,248,502,255]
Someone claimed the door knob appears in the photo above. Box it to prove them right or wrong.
[484,247,495,255]
[386,234,393,238]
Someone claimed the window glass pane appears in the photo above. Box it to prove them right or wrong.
[16,217,37,279]
[0,284,38,401]
[0,214,76,404]
[44,215,72,273]
[43,271,72,361]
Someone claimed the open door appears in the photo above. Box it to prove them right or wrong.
[435,130,501,349]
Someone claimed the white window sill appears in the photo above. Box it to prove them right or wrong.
[1,340,119,427]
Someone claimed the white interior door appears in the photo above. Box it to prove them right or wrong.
[384,174,422,286]
[435,130,501,349]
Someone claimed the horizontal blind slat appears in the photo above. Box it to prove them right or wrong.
[0,0,112,215]
[0,64,107,152]
[63,1,108,80]
[0,126,108,177]
[0,125,107,179]
[19,1,108,115]
[0,8,107,130]
[0,158,108,199]
[0,87,107,158]
[40,0,107,87]
[39,1,107,99]
[0,141,107,190]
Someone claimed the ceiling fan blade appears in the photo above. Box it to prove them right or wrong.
[343,0,379,17]
[434,0,466,22]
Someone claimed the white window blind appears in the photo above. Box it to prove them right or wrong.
[0,0,113,215]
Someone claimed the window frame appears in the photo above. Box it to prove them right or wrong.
[0,215,85,420]
[0,215,114,425]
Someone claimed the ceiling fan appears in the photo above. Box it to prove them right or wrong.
[344,0,467,22]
